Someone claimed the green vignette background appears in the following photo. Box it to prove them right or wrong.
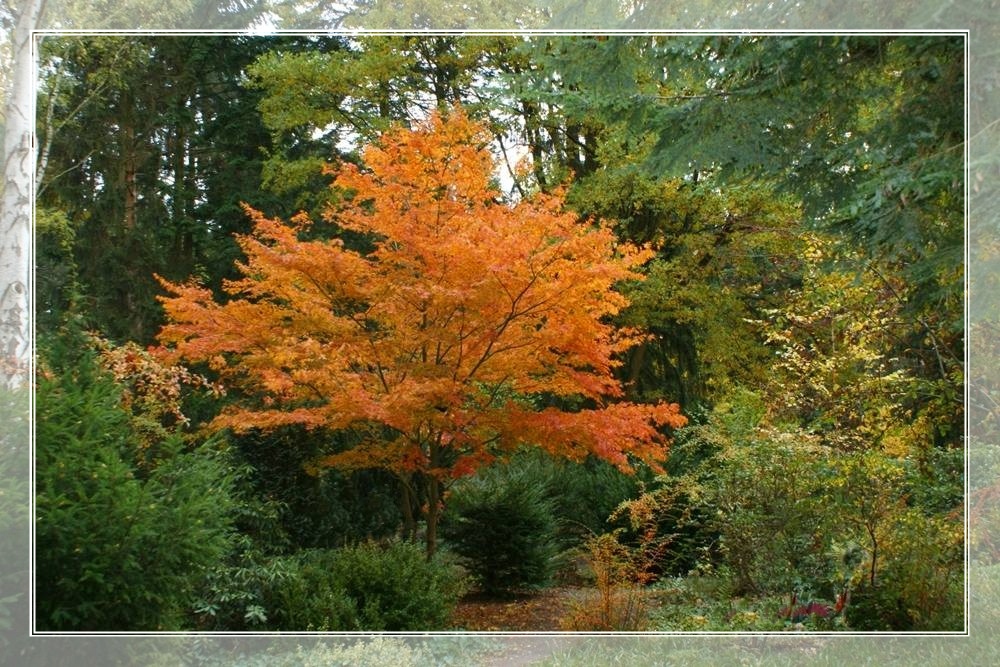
[3,2,994,667]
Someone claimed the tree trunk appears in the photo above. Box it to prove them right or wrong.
[867,523,879,587]
[0,0,42,390]
[425,474,440,560]
[520,100,548,191]
[122,109,137,231]
[627,341,648,398]
[172,119,191,264]
[399,475,417,542]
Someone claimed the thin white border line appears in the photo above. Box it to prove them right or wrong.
[29,630,970,637]
[28,28,39,640]
[28,30,971,641]
[32,28,970,36]
[964,30,971,638]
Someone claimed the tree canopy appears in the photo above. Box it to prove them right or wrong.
[156,108,685,554]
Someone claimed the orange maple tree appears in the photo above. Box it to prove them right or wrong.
[156,108,685,555]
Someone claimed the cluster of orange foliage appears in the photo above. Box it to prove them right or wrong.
[93,335,223,429]
[156,108,684,551]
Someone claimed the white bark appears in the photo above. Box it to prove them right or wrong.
[0,0,41,389]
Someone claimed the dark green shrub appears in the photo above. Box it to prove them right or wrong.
[187,449,301,631]
[844,583,914,631]
[35,355,234,630]
[191,541,297,631]
[266,552,358,631]
[321,541,466,630]
[442,462,558,595]
[198,541,465,631]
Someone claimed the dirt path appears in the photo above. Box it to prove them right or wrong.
[450,588,582,632]
[449,588,587,665]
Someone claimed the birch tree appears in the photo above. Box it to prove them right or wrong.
[0,0,41,389]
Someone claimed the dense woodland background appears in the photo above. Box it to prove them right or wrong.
[33,34,965,633]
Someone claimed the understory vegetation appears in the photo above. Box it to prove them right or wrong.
[34,33,965,633]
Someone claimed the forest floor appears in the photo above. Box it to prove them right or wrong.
[450,587,582,631]
[449,587,589,666]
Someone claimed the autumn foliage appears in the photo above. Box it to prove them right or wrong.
[156,108,685,553]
